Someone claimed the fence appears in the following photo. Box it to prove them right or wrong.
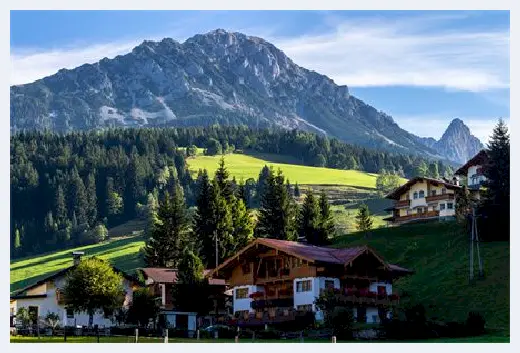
[12,325,345,343]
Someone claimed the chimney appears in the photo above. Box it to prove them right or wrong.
[72,251,84,266]
[452,176,460,186]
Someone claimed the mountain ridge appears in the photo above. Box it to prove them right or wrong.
[10,29,481,163]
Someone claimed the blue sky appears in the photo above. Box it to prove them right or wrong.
[10,10,509,142]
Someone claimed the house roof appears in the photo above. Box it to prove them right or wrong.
[455,150,489,176]
[385,177,461,200]
[139,268,226,286]
[208,238,412,278]
[11,262,141,299]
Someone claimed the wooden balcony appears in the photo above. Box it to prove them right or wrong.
[425,193,455,203]
[394,199,410,208]
[228,309,312,327]
[393,210,440,224]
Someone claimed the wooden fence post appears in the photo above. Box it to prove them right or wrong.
[134,328,138,343]
[332,336,336,343]
[164,328,168,343]
[197,329,200,340]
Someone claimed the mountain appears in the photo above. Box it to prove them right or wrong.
[11,29,444,158]
[413,119,484,164]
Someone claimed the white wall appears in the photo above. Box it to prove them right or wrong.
[368,281,393,295]
[293,277,339,320]
[468,165,486,186]
[233,285,264,313]
[14,275,134,327]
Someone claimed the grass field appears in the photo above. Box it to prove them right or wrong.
[186,152,380,188]
[10,333,509,343]
[332,222,510,332]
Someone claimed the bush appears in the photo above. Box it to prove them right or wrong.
[255,328,282,340]
[329,307,354,340]
[466,311,486,335]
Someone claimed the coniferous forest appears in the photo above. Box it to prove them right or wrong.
[11,125,455,258]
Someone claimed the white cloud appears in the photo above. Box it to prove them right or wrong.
[393,115,509,143]
[270,16,509,92]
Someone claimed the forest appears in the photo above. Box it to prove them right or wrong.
[11,126,454,258]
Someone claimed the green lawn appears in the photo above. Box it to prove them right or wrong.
[10,234,146,293]
[10,334,509,343]
[332,222,510,332]
[186,152,380,188]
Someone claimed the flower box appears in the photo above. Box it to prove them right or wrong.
[249,291,264,299]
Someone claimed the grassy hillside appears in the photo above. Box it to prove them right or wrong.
[186,152,380,188]
[332,222,510,332]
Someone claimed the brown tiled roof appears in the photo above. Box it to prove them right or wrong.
[140,268,226,286]
[257,238,366,264]
[385,177,461,200]
[209,238,412,277]
[455,150,489,176]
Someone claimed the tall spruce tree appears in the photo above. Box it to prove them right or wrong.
[208,178,234,267]
[231,195,254,253]
[256,168,297,240]
[69,170,88,226]
[193,169,215,266]
[143,181,189,268]
[256,165,271,206]
[298,190,321,244]
[215,157,233,202]
[85,173,97,226]
[482,119,510,240]
[355,204,373,237]
[54,185,67,227]
[317,191,335,244]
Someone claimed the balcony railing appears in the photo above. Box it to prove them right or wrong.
[395,199,410,208]
[321,288,400,306]
[425,194,454,203]
[393,210,440,223]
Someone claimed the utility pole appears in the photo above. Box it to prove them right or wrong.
[214,230,219,269]
[469,207,484,281]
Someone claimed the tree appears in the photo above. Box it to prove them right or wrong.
[16,307,31,327]
[44,311,61,330]
[294,183,301,198]
[298,190,321,244]
[256,165,271,205]
[144,192,159,238]
[355,204,373,235]
[205,138,222,156]
[414,161,429,178]
[193,170,216,267]
[481,119,510,240]
[376,170,402,197]
[171,249,212,315]
[256,168,297,240]
[64,257,125,327]
[88,224,108,244]
[69,171,88,225]
[106,177,123,217]
[317,191,335,244]
[143,182,189,268]
[214,157,233,202]
[455,185,474,228]
[231,196,254,253]
[54,185,67,226]
[126,288,160,327]
[207,179,234,266]
[186,145,198,157]
[428,162,440,179]
[86,173,98,226]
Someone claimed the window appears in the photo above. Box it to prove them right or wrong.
[297,304,313,312]
[447,203,454,210]
[413,192,418,199]
[431,190,437,196]
[235,288,249,299]
[296,280,312,292]
[441,188,446,195]
[419,190,425,198]
[440,204,446,210]
[324,280,335,289]
[66,308,74,318]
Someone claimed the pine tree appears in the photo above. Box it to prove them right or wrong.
[317,191,335,244]
[415,161,429,178]
[85,173,97,226]
[355,204,373,236]
[256,165,271,205]
[106,177,123,217]
[456,185,473,230]
[69,171,88,225]
[214,157,233,202]
[482,119,510,240]
[144,192,159,238]
[54,186,67,227]
[208,179,234,266]
[294,183,301,198]
[256,168,297,240]
[298,190,321,244]
[193,169,215,265]
[429,162,440,179]
[231,195,254,252]
[143,181,189,268]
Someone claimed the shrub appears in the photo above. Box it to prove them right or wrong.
[330,306,355,340]
[466,311,486,335]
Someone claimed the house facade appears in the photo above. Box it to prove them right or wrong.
[455,150,489,199]
[138,268,229,330]
[10,253,138,328]
[208,238,412,327]
[384,177,461,224]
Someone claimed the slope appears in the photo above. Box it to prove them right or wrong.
[332,222,510,331]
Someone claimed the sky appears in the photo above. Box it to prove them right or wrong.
[10,10,510,142]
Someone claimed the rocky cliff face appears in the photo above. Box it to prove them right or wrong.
[12,29,472,160]
[431,118,484,164]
